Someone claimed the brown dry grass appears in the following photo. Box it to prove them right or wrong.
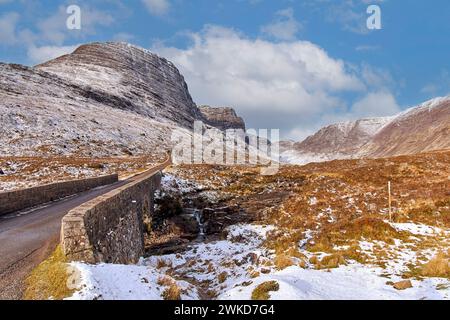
[172,150,450,279]
[218,272,228,284]
[158,276,182,300]
[251,281,280,300]
[24,246,74,300]
[317,254,347,270]
[274,254,294,270]
[156,258,173,269]
[420,252,450,278]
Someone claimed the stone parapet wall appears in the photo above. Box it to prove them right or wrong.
[0,174,118,216]
[61,171,161,264]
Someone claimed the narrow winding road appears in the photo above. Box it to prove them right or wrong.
[0,158,170,300]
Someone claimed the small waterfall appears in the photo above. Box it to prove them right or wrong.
[193,209,205,241]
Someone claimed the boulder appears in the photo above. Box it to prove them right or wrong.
[393,280,413,290]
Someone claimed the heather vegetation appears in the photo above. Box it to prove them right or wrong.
[173,150,450,282]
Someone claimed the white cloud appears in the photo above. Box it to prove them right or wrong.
[261,8,301,41]
[27,44,79,65]
[37,5,114,45]
[420,69,450,97]
[350,91,400,118]
[307,0,386,34]
[142,0,170,16]
[113,32,135,42]
[153,25,378,140]
[0,12,20,45]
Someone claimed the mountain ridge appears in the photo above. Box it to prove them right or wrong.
[0,42,246,158]
[282,96,450,164]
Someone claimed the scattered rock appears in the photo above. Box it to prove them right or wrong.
[393,280,413,290]
[168,214,199,238]
[260,268,271,274]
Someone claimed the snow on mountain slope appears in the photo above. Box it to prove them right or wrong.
[283,96,450,164]
[0,42,245,158]
[360,96,450,157]
[294,117,393,155]
[36,42,203,129]
[0,63,183,157]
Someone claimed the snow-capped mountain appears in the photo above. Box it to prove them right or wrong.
[282,96,450,164]
[0,42,245,158]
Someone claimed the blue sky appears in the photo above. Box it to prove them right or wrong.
[1,0,449,139]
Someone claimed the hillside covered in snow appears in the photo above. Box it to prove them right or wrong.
[0,42,245,159]
[283,96,450,164]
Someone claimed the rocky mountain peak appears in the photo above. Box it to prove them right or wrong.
[36,42,202,128]
[0,42,249,158]
[199,105,246,131]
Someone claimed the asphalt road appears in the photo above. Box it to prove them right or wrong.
[0,158,170,300]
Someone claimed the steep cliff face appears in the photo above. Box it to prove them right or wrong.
[36,42,202,128]
[0,42,247,158]
[0,63,179,157]
[199,106,246,131]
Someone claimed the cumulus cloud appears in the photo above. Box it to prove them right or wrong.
[420,69,450,97]
[261,8,301,41]
[152,25,398,140]
[27,44,79,65]
[350,91,400,118]
[306,0,385,34]
[0,12,20,45]
[36,5,114,45]
[142,0,170,16]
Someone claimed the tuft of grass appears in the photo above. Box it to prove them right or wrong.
[218,272,228,284]
[298,259,307,269]
[274,254,294,271]
[309,255,319,265]
[310,217,405,251]
[251,281,280,300]
[420,252,450,278]
[162,283,182,300]
[156,258,173,269]
[24,246,74,300]
[158,276,182,300]
[318,254,347,270]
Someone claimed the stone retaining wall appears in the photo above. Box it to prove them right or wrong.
[0,174,118,216]
[61,171,162,264]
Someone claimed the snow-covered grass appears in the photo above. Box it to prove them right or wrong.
[68,263,199,300]
[220,264,449,300]
[67,222,450,300]
[389,222,447,237]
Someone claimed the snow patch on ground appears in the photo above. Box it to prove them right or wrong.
[68,222,450,300]
[68,263,199,300]
[220,264,449,300]
[389,222,447,236]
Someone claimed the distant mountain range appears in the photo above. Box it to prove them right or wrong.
[280,96,450,164]
[1,42,448,164]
